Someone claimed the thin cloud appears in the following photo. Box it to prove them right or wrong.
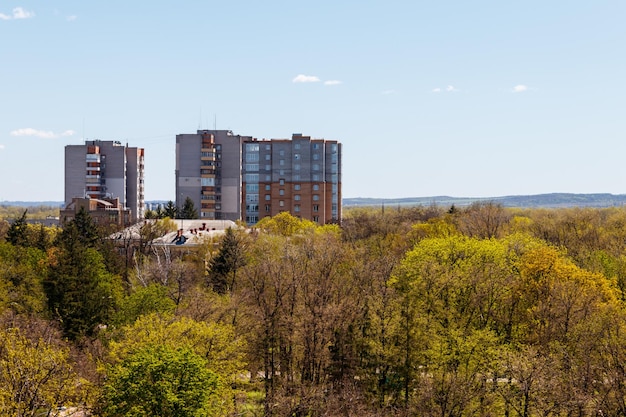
[292,74,320,83]
[66,15,77,21]
[382,90,396,95]
[0,7,34,20]
[0,144,5,150]
[432,85,458,93]
[10,128,75,139]
[512,84,528,93]
[324,80,342,86]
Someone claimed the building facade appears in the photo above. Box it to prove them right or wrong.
[176,130,341,225]
[65,140,145,222]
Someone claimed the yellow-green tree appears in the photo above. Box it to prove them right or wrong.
[0,327,84,417]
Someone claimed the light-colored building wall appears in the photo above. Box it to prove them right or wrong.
[64,140,144,223]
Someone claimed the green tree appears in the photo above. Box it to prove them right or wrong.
[0,242,48,314]
[207,227,248,294]
[6,210,28,247]
[163,200,178,219]
[45,231,122,339]
[0,327,83,417]
[100,344,222,417]
[108,313,245,391]
[180,196,198,219]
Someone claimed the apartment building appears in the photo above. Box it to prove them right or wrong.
[175,130,341,225]
[65,140,145,223]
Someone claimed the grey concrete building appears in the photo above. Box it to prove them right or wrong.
[176,130,341,225]
[65,140,145,222]
[176,130,251,221]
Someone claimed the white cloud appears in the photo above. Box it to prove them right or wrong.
[10,128,75,139]
[512,84,528,93]
[292,74,320,83]
[432,85,458,93]
[324,80,342,86]
[0,7,34,20]
[0,144,5,150]
[66,15,77,21]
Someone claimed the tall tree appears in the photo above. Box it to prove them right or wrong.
[180,196,198,219]
[163,200,178,219]
[6,210,28,247]
[207,227,248,294]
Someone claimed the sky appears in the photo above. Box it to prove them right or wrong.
[1,1,626,202]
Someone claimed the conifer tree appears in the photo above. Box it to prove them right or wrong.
[6,210,27,247]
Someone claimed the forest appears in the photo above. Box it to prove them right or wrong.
[2,202,626,416]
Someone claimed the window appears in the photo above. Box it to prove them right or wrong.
[294,195,301,201]
[313,184,319,191]
[294,205,300,212]
[312,164,320,171]
[313,154,319,160]
[279,179,285,185]
[294,153,300,160]
[294,143,300,150]
[331,143,338,153]
[265,184,271,191]
[246,194,259,202]
[246,184,259,192]
[279,150,285,156]
[246,153,259,162]
[265,144,271,150]
[313,143,320,150]
[279,169,285,176]
[313,216,319,222]
[201,178,215,186]
[265,204,270,212]
[245,173,259,182]
[279,200,284,207]
[265,165,271,171]
[265,195,270,201]
[294,184,301,190]
[312,174,320,181]
[279,189,285,196]
[246,143,259,152]
[293,174,300,181]
[313,204,319,212]
[279,159,285,166]
[245,164,259,171]
[294,164,300,171]
[265,154,271,160]
[265,175,271,181]
[313,195,319,201]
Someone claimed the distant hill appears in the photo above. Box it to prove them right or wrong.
[0,201,64,207]
[3,194,626,210]
[344,193,626,209]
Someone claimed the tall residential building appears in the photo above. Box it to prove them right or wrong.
[176,130,341,225]
[65,140,145,222]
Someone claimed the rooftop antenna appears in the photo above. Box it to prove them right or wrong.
[198,107,202,130]
[214,114,217,130]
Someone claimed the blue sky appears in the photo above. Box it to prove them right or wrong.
[1,1,626,201]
